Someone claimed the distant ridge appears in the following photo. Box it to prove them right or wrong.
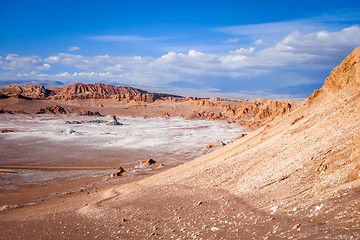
[49,83,147,96]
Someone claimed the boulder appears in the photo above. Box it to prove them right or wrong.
[162,113,170,119]
[105,115,122,125]
[235,133,247,140]
[144,159,156,165]
[206,140,226,149]
[111,166,126,177]
[1,128,15,133]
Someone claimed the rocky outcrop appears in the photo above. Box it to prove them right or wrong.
[0,85,54,99]
[235,133,247,140]
[185,111,202,120]
[206,140,226,149]
[0,108,27,114]
[55,83,147,95]
[0,82,295,131]
[110,166,127,177]
[135,159,160,169]
[0,108,13,114]
[32,105,101,116]
[105,115,122,125]
[144,159,156,166]
[50,83,160,103]
[1,128,15,133]
[202,112,227,121]
[321,47,360,95]
[236,120,264,131]
[161,113,170,119]
[183,97,293,126]
[32,105,67,114]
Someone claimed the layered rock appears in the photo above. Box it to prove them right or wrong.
[0,85,54,99]
[49,83,160,103]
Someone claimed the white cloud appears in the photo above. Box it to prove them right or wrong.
[0,54,51,72]
[69,46,80,51]
[274,26,360,55]
[253,38,269,46]
[2,26,360,99]
[226,37,239,43]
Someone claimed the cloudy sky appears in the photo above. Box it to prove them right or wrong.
[1,0,360,99]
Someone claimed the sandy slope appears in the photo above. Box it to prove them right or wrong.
[1,48,360,239]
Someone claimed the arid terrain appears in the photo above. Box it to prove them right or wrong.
[1,48,360,239]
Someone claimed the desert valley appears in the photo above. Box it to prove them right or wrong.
[0,47,359,239]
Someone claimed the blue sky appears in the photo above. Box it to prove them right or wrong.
[1,0,360,99]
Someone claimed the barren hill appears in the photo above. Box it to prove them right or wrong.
[0,84,54,98]
[50,83,147,95]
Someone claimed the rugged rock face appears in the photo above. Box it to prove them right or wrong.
[321,47,360,95]
[183,97,293,124]
[54,83,147,95]
[32,105,101,116]
[0,85,54,99]
[49,83,160,103]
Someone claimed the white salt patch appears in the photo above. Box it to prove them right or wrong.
[0,115,246,158]
[0,204,18,212]
[0,114,247,190]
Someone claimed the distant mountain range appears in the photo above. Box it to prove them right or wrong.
[0,82,181,102]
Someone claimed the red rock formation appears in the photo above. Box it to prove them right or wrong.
[50,83,160,103]
[56,83,146,95]
[0,85,54,99]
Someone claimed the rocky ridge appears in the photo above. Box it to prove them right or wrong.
[32,105,101,116]
[0,83,296,131]
[0,85,54,99]
[48,83,169,103]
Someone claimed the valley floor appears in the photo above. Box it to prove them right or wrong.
[1,180,359,239]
